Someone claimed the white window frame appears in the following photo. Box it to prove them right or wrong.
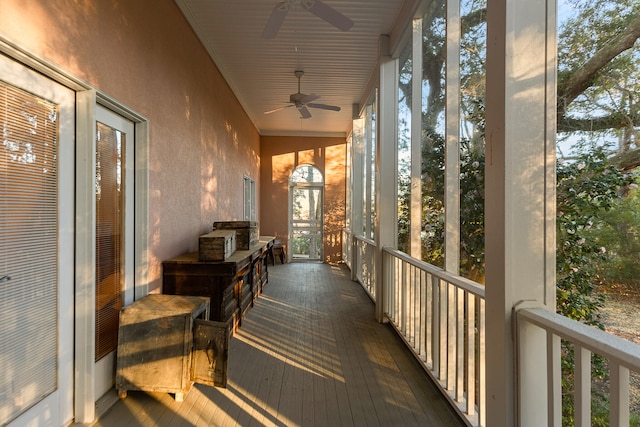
[243,175,256,221]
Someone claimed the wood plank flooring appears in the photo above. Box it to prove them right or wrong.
[90,263,465,427]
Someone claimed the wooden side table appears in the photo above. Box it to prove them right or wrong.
[115,294,230,401]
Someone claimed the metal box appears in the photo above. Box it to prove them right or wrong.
[115,294,229,401]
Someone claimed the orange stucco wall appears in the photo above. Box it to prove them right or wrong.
[260,135,346,263]
[0,0,261,291]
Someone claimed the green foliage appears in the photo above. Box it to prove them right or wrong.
[404,126,486,278]
[556,146,637,426]
[591,181,640,291]
[459,138,485,282]
[556,146,636,326]
[420,127,445,268]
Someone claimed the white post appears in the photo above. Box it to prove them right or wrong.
[410,18,423,260]
[376,35,399,322]
[75,89,97,423]
[351,117,365,281]
[445,0,460,275]
[484,0,557,425]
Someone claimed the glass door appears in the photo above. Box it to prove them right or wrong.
[289,165,324,261]
[0,53,75,427]
[93,105,135,399]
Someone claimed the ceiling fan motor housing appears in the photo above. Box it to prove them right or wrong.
[290,93,305,103]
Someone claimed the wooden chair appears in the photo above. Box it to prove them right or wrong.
[272,239,286,264]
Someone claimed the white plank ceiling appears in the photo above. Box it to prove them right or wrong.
[175,0,408,136]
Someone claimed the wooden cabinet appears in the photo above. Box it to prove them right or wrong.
[162,237,274,332]
[115,294,230,401]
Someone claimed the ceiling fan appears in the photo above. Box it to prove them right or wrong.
[264,71,341,119]
[261,0,354,39]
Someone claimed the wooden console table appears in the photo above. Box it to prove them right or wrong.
[162,237,274,333]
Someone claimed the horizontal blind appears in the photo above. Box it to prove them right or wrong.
[0,81,59,425]
[95,121,123,361]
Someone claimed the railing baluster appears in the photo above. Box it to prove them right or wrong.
[419,269,427,362]
[447,282,456,392]
[433,275,441,379]
[479,298,486,427]
[610,361,630,427]
[456,287,464,403]
[574,343,591,427]
[440,279,449,385]
[426,271,433,368]
[401,260,407,336]
[467,292,476,417]
[548,333,562,427]
[410,264,416,346]
[395,257,400,325]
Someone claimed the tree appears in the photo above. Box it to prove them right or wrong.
[557,1,640,139]
[401,0,640,154]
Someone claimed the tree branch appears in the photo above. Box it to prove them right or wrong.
[558,13,640,117]
[558,112,640,133]
[609,147,640,170]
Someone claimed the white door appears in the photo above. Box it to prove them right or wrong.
[289,165,324,262]
[0,54,75,426]
[93,106,135,399]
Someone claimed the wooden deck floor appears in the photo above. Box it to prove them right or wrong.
[91,263,465,427]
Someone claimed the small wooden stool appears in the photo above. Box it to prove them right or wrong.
[272,240,286,264]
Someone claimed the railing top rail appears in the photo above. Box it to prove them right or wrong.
[353,234,376,247]
[518,306,640,369]
[382,246,485,299]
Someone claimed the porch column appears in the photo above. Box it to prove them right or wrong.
[484,0,557,425]
[351,116,365,281]
[376,35,398,322]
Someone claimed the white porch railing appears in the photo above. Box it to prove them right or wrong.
[341,228,352,270]
[352,233,376,300]
[343,236,640,426]
[517,306,640,427]
[382,247,486,427]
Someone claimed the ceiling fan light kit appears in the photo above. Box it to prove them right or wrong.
[264,70,341,119]
[261,0,354,39]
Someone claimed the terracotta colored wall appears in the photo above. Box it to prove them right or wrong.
[0,0,261,291]
[260,136,346,263]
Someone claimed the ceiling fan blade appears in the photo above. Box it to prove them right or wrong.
[297,106,312,119]
[307,102,341,112]
[303,0,354,31]
[262,2,289,39]
[264,104,294,115]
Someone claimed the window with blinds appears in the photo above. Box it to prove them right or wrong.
[95,122,124,361]
[0,81,59,425]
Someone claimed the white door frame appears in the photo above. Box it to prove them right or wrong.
[93,105,136,399]
[75,94,149,423]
